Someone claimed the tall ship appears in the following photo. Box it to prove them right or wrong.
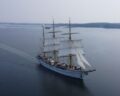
[37,19,96,79]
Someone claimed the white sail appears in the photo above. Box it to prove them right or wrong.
[59,39,84,56]
[43,37,60,52]
[78,50,92,67]
[80,49,85,55]
[59,48,76,57]
[60,40,82,50]
[44,38,59,46]
[44,44,59,52]
[59,48,84,57]
[76,52,86,69]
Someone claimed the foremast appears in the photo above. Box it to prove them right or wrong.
[42,20,60,62]
[42,25,45,56]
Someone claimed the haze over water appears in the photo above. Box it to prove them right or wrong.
[0,24,120,96]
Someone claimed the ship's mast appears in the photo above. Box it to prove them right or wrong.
[42,19,60,61]
[42,25,45,56]
[42,25,45,48]
[53,19,55,38]
[52,19,57,61]
[58,19,95,71]
[69,18,72,40]
[68,18,72,66]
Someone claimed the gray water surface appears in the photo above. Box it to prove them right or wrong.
[0,24,120,96]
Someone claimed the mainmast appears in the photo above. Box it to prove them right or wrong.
[68,19,72,66]
[52,19,55,38]
[58,19,93,70]
[52,19,57,61]
[69,18,72,40]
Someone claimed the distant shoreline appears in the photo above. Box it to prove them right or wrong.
[1,22,120,29]
[56,23,120,29]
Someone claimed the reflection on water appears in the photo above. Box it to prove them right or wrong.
[37,65,93,96]
[0,43,38,63]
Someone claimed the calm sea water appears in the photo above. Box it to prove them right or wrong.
[0,24,120,96]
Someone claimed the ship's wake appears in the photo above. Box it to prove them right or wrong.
[0,43,38,63]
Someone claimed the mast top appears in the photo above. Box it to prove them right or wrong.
[52,19,55,38]
[69,18,72,40]
[42,24,45,47]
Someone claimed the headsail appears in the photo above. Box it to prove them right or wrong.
[78,50,92,67]
[76,51,86,69]
[75,48,92,69]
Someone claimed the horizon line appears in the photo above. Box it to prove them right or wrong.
[0,22,120,24]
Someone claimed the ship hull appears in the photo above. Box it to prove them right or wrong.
[38,59,85,79]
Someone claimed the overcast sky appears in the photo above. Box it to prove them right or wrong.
[0,0,120,23]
